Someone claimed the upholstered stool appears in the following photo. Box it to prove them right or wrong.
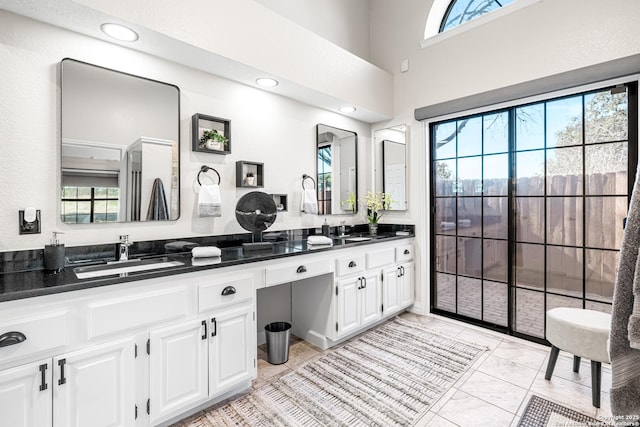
[544,307,611,408]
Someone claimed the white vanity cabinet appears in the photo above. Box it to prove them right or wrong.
[53,337,136,427]
[335,272,381,338]
[0,358,52,427]
[149,277,256,426]
[382,261,415,316]
[0,337,135,427]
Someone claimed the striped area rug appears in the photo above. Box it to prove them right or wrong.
[181,317,486,427]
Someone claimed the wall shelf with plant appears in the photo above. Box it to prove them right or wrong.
[192,113,231,154]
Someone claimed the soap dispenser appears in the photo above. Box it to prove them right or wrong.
[44,231,65,273]
[322,218,330,237]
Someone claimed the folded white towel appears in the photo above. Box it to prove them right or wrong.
[191,246,222,258]
[198,184,221,217]
[307,235,333,245]
[301,188,318,214]
[191,257,221,266]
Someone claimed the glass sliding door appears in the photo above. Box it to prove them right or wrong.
[430,83,637,341]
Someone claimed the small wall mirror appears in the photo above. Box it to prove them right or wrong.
[375,125,407,211]
[60,59,180,223]
[316,124,358,215]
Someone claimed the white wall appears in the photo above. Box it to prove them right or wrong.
[0,11,371,251]
[254,0,371,61]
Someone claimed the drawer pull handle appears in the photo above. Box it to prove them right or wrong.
[404,249,410,255]
[348,261,357,268]
[58,359,66,386]
[39,363,48,392]
[201,320,207,340]
[0,331,26,347]
[211,318,217,337]
[221,286,236,296]
[296,265,307,273]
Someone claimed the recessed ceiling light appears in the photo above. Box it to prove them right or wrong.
[101,23,139,42]
[339,106,356,113]
[256,78,279,88]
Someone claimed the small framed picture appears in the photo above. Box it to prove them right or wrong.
[192,113,231,154]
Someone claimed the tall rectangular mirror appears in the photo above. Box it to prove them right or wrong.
[316,124,358,215]
[375,125,407,211]
[61,59,180,223]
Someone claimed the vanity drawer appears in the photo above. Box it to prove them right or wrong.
[265,259,332,287]
[199,275,253,312]
[366,247,396,269]
[335,254,365,277]
[0,311,68,362]
[396,245,414,262]
[87,287,188,339]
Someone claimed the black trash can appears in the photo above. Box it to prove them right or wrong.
[264,321,291,365]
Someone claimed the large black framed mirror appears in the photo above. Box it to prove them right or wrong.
[316,124,358,215]
[60,59,180,223]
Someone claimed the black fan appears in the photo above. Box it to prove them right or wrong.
[235,191,277,251]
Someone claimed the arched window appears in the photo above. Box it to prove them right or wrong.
[423,0,533,45]
[440,0,515,32]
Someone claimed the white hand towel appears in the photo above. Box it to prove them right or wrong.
[301,188,318,214]
[198,184,221,217]
[307,235,333,245]
[191,246,222,258]
[191,257,221,266]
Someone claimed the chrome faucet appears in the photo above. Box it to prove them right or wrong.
[119,235,132,261]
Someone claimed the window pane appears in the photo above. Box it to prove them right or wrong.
[585,196,626,249]
[95,187,108,198]
[586,249,618,303]
[585,89,628,144]
[547,197,583,246]
[441,0,514,32]
[435,159,456,196]
[547,294,583,311]
[546,96,583,147]
[515,288,545,338]
[514,243,544,289]
[107,187,120,198]
[585,142,627,195]
[457,197,481,237]
[62,187,77,198]
[457,156,482,195]
[483,280,508,326]
[546,147,583,195]
[434,121,457,159]
[483,153,508,195]
[585,301,612,314]
[435,236,457,274]
[483,111,509,154]
[515,103,544,151]
[483,239,507,282]
[435,273,456,312]
[458,237,482,278]
[457,117,482,157]
[515,197,544,243]
[436,198,457,234]
[515,150,544,196]
[483,197,507,239]
[457,277,481,319]
[546,246,583,298]
[77,187,92,199]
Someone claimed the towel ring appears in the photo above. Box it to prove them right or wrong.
[197,165,221,186]
[302,174,316,190]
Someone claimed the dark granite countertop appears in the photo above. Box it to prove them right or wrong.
[0,225,414,302]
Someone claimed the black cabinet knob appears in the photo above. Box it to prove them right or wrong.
[348,261,357,268]
[221,286,236,296]
[296,265,307,273]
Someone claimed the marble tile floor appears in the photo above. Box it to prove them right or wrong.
[250,312,613,427]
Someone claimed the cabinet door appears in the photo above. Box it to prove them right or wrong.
[0,359,52,427]
[53,338,135,427]
[359,273,381,327]
[382,266,401,315]
[336,277,360,337]
[209,301,254,395]
[149,319,208,425]
[400,262,415,307]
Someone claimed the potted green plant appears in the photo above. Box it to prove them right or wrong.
[245,171,255,186]
[361,191,393,236]
[200,129,228,151]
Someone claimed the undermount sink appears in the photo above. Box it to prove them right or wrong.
[73,257,184,279]
[344,236,372,242]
